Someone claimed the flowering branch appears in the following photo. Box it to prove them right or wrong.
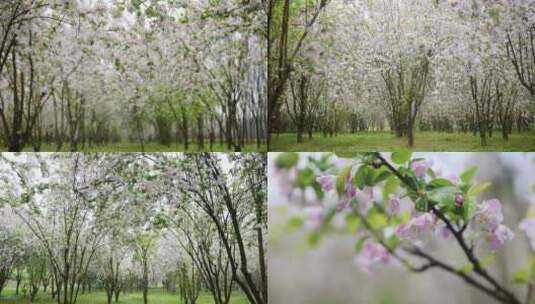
[373,152,521,304]
[275,152,535,304]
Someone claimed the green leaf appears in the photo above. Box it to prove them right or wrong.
[513,256,535,284]
[384,235,400,250]
[336,165,352,195]
[414,198,428,212]
[458,263,474,274]
[287,216,304,231]
[463,198,477,221]
[354,237,368,253]
[427,178,455,189]
[513,267,532,284]
[307,232,321,246]
[383,176,400,200]
[368,212,388,230]
[427,168,437,179]
[354,165,376,189]
[312,182,325,200]
[480,254,496,268]
[467,182,491,197]
[391,151,412,164]
[295,168,315,188]
[400,211,411,224]
[345,213,361,233]
[372,167,391,184]
[428,186,458,209]
[460,166,478,184]
[276,152,299,169]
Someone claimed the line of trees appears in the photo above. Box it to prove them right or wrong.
[0,152,267,304]
[0,1,266,152]
[269,0,535,147]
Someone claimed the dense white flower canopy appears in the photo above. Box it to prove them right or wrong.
[0,0,266,151]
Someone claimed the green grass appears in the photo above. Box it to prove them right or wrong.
[270,131,535,156]
[0,142,266,152]
[0,288,248,304]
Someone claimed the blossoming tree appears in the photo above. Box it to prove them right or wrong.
[270,0,535,149]
[0,0,266,152]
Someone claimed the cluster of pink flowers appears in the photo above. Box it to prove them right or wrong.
[354,239,393,273]
[386,195,401,216]
[317,175,335,192]
[307,163,518,277]
[411,160,432,177]
[395,212,435,243]
[519,217,535,250]
[471,199,514,251]
[316,170,375,214]
[304,205,325,230]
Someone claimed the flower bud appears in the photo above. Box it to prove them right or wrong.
[455,193,464,207]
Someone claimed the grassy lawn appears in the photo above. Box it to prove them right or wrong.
[0,142,266,152]
[270,131,535,156]
[0,288,248,304]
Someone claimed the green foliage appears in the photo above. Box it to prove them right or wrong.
[383,176,400,200]
[295,168,315,188]
[514,256,535,284]
[384,235,400,251]
[287,216,305,231]
[275,152,299,169]
[458,263,474,274]
[336,165,352,195]
[467,182,492,197]
[460,166,478,184]
[427,178,455,189]
[307,153,334,172]
[427,186,458,209]
[367,209,388,230]
[354,237,368,253]
[354,165,391,189]
[462,198,477,221]
[391,151,412,164]
[345,213,361,233]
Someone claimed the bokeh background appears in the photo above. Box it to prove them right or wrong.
[268,153,535,304]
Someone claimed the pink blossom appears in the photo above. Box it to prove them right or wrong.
[354,239,392,273]
[446,173,460,184]
[472,199,504,232]
[471,199,514,251]
[277,168,297,198]
[519,218,535,250]
[435,222,451,239]
[411,160,431,177]
[345,180,357,199]
[396,213,435,242]
[334,158,355,169]
[386,195,401,216]
[304,205,325,230]
[486,224,514,251]
[316,175,335,192]
[338,174,357,210]
[354,187,374,214]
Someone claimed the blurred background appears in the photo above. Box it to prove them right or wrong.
[268,153,535,304]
